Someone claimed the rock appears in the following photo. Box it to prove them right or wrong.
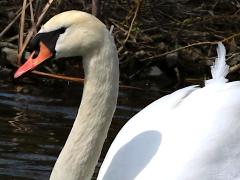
[1,47,17,66]
[148,66,163,76]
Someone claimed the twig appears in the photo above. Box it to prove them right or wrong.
[17,0,55,65]
[222,32,240,42]
[0,42,18,49]
[110,25,114,34]
[141,32,240,62]
[0,1,33,39]
[141,41,216,61]
[5,34,20,42]
[92,0,99,17]
[116,0,142,54]
[118,84,143,90]
[31,70,85,83]
[29,0,37,34]
[123,0,142,44]
[158,10,181,24]
[30,70,143,90]
[0,13,20,39]
[18,0,27,65]
[230,63,240,73]
[36,0,55,27]
[109,18,128,33]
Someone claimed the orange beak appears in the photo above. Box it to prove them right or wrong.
[14,41,53,78]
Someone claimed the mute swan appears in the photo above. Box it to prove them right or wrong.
[14,11,240,180]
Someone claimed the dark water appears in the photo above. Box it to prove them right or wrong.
[0,81,163,180]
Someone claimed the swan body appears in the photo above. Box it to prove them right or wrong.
[99,83,240,180]
[98,43,240,180]
[14,11,240,180]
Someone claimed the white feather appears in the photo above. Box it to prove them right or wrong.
[206,42,229,85]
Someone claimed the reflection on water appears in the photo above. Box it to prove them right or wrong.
[0,81,162,180]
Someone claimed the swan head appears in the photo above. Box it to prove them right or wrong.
[14,10,107,78]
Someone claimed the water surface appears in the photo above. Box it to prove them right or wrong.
[0,81,163,179]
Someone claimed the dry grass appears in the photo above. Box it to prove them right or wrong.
[0,0,240,88]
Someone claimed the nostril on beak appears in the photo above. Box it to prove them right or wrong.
[32,50,40,59]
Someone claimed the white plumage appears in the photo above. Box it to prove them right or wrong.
[98,42,240,180]
[206,42,229,84]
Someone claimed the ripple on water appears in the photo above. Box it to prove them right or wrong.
[0,83,162,179]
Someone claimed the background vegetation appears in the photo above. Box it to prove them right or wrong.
[1,0,240,91]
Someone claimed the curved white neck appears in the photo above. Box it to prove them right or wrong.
[50,31,119,180]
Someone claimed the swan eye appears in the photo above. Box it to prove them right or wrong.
[28,27,67,57]
[59,27,66,34]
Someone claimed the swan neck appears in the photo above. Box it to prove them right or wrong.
[50,32,119,180]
